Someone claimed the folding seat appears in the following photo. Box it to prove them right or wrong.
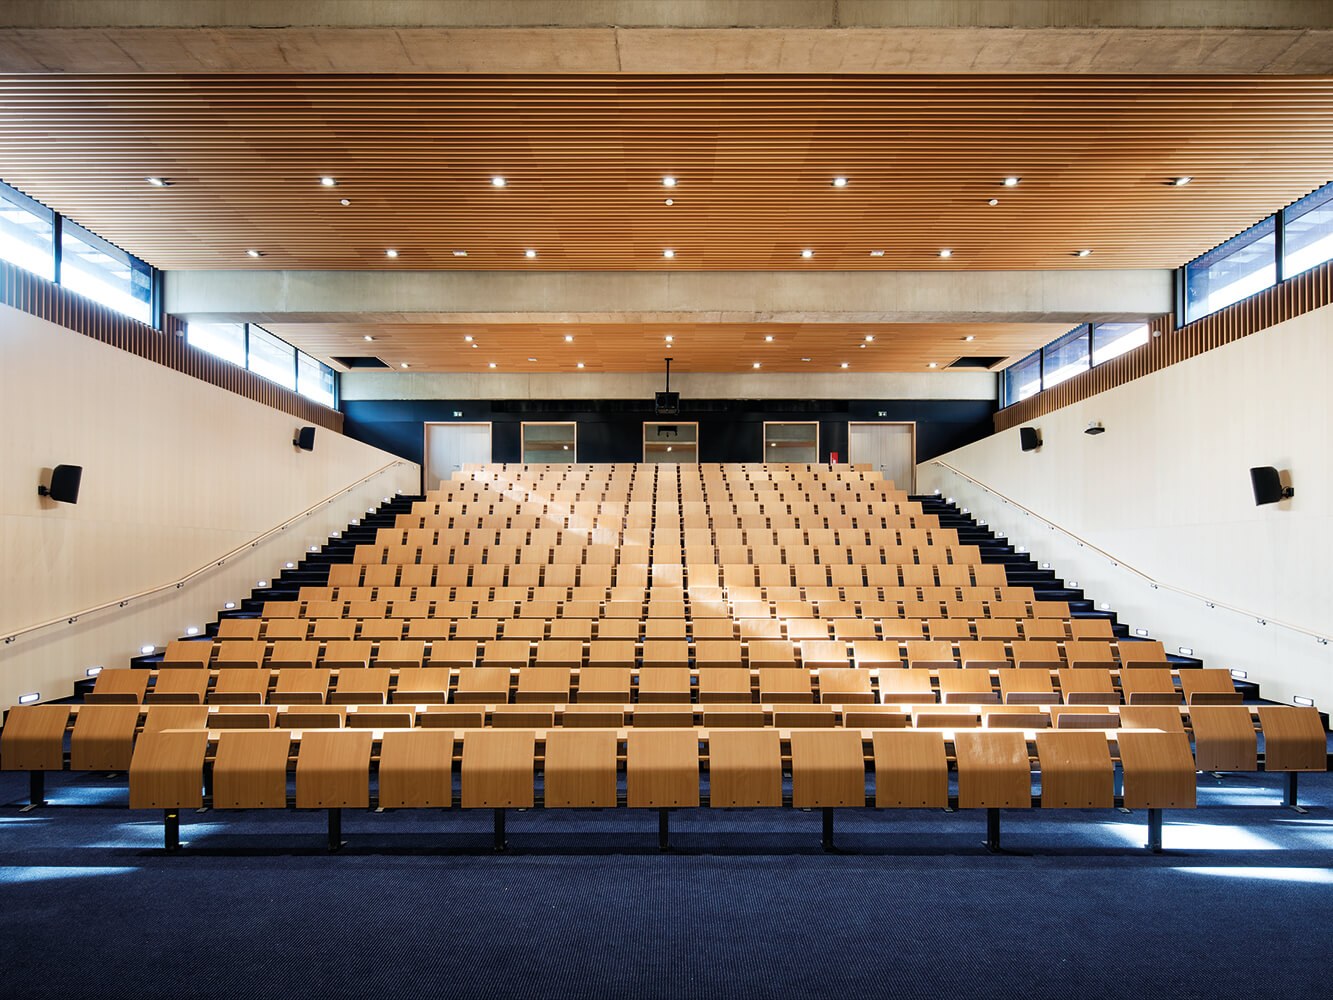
[160,638,214,669]
[998,668,1056,705]
[1116,639,1169,670]
[936,669,999,705]
[637,664,692,703]
[958,640,1010,670]
[453,667,513,705]
[1179,668,1243,706]
[1070,618,1116,640]
[579,661,634,704]
[974,618,1020,642]
[214,640,268,670]
[697,667,753,703]
[516,666,574,704]
[905,640,957,670]
[393,667,452,704]
[926,618,973,642]
[1117,669,1181,706]
[482,639,532,669]
[1058,667,1120,706]
[322,640,373,669]
[330,667,393,705]
[273,668,332,705]
[758,666,815,704]
[816,667,874,704]
[1010,640,1063,671]
[1064,640,1116,670]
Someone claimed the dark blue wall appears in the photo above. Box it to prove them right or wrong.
[342,396,996,473]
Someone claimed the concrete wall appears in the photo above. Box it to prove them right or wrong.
[0,304,418,710]
[920,303,1333,708]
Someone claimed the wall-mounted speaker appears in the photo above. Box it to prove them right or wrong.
[293,426,316,451]
[38,464,83,504]
[1250,466,1294,506]
[1019,427,1041,452]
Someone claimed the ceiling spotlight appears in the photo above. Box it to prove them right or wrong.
[492,176,506,187]
[665,198,674,206]
[662,249,675,259]
[464,335,473,342]
[938,249,953,258]
[320,177,337,187]
[987,198,999,206]
[860,343,866,349]
[340,198,351,206]
[146,177,170,187]
[802,357,811,362]
[840,362,849,369]
[245,249,262,258]
[963,335,975,341]
[525,249,537,259]
[869,250,884,257]
[1003,176,1020,187]
[864,335,874,342]
[752,362,761,369]
[488,362,497,368]
[363,335,374,342]
[664,335,673,342]
[564,335,574,342]
[1075,249,1093,257]
[528,357,537,362]
[385,249,398,258]
[400,362,410,369]
[471,344,478,348]
[1171,176,1192,187]
[577,362,585,368]
[801,249,813,259]
[662,176,676,188]
[452,250,467,256]
[831,177,848,188]
[927,362,938,368]
[764,335,774,342]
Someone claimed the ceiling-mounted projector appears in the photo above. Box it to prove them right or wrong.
[655,357,680,415]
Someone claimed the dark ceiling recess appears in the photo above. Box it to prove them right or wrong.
[331,356,391,369]
[948,356,1007,369]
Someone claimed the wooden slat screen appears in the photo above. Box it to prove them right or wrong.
[1,259,342,432]
[994,257,1333,431]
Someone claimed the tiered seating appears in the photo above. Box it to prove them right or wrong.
[2,463,1326,853]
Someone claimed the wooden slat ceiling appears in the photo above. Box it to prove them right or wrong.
[261,321,1072,374]
[1,75,1332,272]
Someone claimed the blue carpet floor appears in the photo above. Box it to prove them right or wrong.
[3,767,1332,999]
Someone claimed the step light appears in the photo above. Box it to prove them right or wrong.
[86,666,102,677]
[185,626,200,636]
[19,693,39,705]
[285,562,295,569]
[224,602,237,610]
[1041,561,1050,569]
[1179,646,1194,656]
[1099,602,1110,610]
[1068,580,1079,587]
[257,580,268,588]
[1293,695,1314,707]
[140,644,156,655]
[1135,628,1149,637]
[310,546,319,552]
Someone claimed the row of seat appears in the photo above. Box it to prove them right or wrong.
[101,662,1230,706]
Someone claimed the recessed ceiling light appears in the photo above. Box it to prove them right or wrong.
[464,335,473,341]
[840,362,849,368]
[869,250,884,257]
[320,176,337,187]
[864,335,874,342]
[340,198,351,206]
[662,249,675,259]
[488,362,497,368]
[245,249,263,258]
[664,335,673,342]
[764,335,773,342]
[1075,249,1093,257]
[492,176,506,187]
[525,249,537,259]
[662,176,676,188]
[860,343,866,349]
[752,362,761,369]
[1171,176,1192,187]
[801,357,811,362]
[385,249,398,258]
[363,334,374,342]
[963,335,975,341]
[452,250,467,256]
[528,357,537,362]
[1003,176,1020,187]
[831,177,848,188]
[665,198,674,206]
[987,198,999,206]
[400,362,410,368]
[577,362,585,368]
[938,249,952,258]
[801,249,813,259]
[471,343,478,348]
[564,335,574,342]
[146,177,170,187]
[927,362,938,368]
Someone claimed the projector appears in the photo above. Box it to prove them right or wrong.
[655,391,680,416]
[1084,421,1105,435]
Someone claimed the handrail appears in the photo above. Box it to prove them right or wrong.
[928,459,1328,645]
[3,459,412,645]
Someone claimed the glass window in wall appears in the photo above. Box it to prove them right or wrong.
[1003,352,1042,405]
[187,322,248,367]
[644,422,698,463]
[1041,325,1091,390]
[247,325,297,390]
[763,422,819,464]
[297,352,337,408]
[1184,217,1276,323]
[1283,181,1333,279]
[521,422,577,463]
[60,222,152,324]
[1091,322,1149,365]
[0,181,55,280]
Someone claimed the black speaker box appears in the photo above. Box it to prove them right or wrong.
[294,426,316,451]
[40,464,83,504]
[1019,427,1041,452]
[1250,466,1292,505]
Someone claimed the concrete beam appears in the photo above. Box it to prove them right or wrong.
[2,3,1330,74]
[339,370,997,402]
[166,269,1172,326]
